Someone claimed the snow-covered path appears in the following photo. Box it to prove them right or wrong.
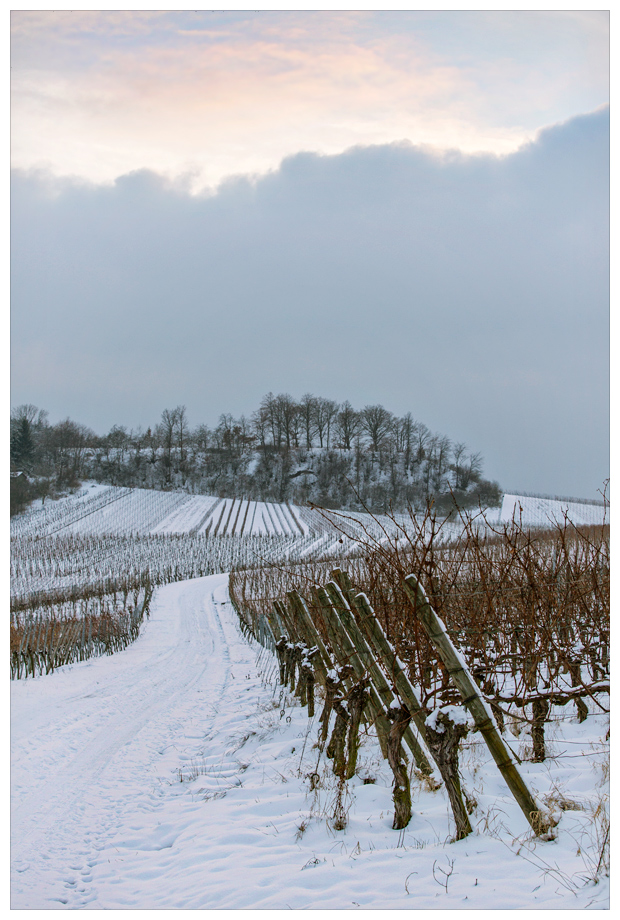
[11,575,609,910]
[11,574,254,908]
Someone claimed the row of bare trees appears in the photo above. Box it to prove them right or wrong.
[10,396,497,514]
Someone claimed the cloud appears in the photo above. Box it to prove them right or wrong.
[10,107,609,498]
[10,10,609,192]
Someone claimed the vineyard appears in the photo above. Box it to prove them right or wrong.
[10,483,608,682]
[9,480,610,903]
[9,484,353,676]
[228,505,609,861]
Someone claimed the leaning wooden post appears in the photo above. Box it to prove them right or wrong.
[350,593,434,747]
[317,585,390,761]
[287,592,330,688]
[344,677,371,780]
[288,591,340,746]
[274,598,297,642]
[324,581,434,777]
[274,600,303,694]
[403,573,551,836]
[281,596,321,706]
[267,603,286,640]
[311,587,351,674]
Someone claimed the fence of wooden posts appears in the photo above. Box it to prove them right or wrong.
[229,566,554,839]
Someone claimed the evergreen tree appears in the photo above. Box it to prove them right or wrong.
[10,417,35,472]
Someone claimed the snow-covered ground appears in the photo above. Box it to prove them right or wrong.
[11,575,609,910]
[11,485,313,539]
[498,494,608,529]
[12,483,607,543]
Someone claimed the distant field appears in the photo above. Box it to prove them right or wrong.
[11,484,318,539]
[12,482,607,539]
[10,482,608,608]
[498,493,608,528]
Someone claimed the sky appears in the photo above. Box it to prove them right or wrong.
[10,9,610,499]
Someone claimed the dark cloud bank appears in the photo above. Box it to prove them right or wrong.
[11,107,609,498]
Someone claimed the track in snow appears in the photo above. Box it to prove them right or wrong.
[10,574,257,909]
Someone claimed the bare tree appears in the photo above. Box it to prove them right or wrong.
[451,442,468,490]
[275,393,299,450]
[360,404,393,452]
[175,405,189,468]
[461,451,483,491]
[43,419,94,484]
[11,404,40,426]
[299,393,317,449]
[426,435,452,493]
[251,407,268,449]
[158,407,179,484]
[313,397,339,448]
[259,393,282,448]
[335,400,359,450]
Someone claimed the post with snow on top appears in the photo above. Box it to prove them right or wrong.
[402,572,553,837]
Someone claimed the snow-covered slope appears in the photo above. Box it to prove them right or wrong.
[11,575,609,909]
[499,494,608,528]
[12,483,607,541]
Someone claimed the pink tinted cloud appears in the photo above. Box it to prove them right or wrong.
[10,10,608,190]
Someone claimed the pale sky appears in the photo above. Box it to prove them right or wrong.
[10,9,610,500]
[11,9,609,192]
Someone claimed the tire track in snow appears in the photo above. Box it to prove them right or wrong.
[10,573,249,909]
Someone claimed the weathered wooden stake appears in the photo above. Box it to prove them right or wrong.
[325,579,434,777]
[349,592,434,753]
[403,573,551,836]
[345,678,371,779]
[316,585,390,760]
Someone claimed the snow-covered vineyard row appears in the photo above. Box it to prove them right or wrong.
[10,533,343,605]
[11,483,608,608]
[11,482,607,541]
[498,493,608,529]
[11,484,312,539]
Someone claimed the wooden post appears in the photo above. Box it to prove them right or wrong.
[345,678,370,780]
[311,587,351,676]
[349,592,432,746]
[267,603,285,640]
[274,599,296,641]
[287,591,340,744]
[403,573,551,835]
[324,581,434,778]
[287,592,330,688]
[315,586,390,760]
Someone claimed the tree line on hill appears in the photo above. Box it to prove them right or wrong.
[10,394,500,516]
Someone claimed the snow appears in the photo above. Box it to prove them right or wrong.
[151,494,218,534]
[426,705,469,732]
[11,574,609,910]
[499,494,608,528]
